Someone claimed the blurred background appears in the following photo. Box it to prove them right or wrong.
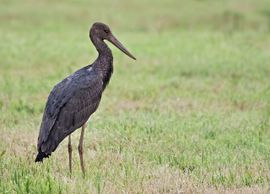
[1,0,270,193]
[1,0,270,121]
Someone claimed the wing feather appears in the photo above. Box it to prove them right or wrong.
[37,67,103,154]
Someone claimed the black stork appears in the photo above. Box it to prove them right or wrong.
[35,22,136,175]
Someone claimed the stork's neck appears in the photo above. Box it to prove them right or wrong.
[90,35,113,88]
[91,35,109,53]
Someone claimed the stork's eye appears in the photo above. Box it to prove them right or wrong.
[104,29,110,33]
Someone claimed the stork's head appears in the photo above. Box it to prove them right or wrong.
[90,22,136,60]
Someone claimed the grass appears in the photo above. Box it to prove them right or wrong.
[1,0,270,193]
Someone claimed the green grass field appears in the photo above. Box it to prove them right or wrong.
[1,0,270,193]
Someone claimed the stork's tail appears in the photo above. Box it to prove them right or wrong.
[35,151,50,162]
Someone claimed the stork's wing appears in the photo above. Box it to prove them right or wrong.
[37,69,103,153]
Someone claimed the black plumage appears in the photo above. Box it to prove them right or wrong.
[35,22,136,174]
[36,66,104,159]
